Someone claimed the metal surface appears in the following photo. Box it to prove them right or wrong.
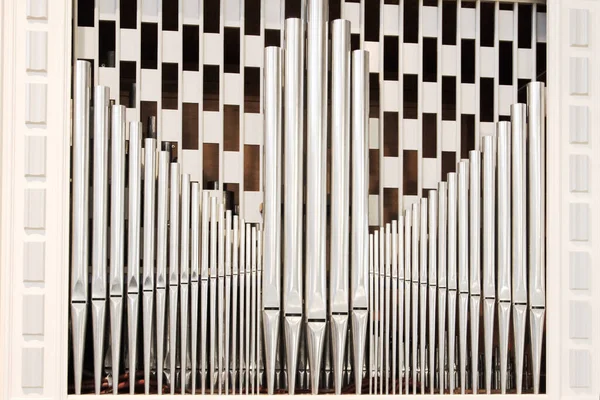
[330,18,351,396]
[351,48,370,396]
[469,150,481,394]
[282,17,304,395]
[263,45,282,396]
[306,0,329,393]
[71,60,91,395]
[527,82,546,395]
[126,122,142,394]
[512,103,528,394]
[91,85,109,395]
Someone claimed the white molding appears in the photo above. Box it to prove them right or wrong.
[0,0,71,398]
[0,0,597,399]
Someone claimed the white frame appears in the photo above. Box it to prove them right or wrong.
[0,0,598,399]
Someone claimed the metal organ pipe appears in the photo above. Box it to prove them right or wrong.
[91,85,109,395]
[330,18,351,396]
[469,150,481,394]
[351,48,370,396]
[497,120,512,394]
[482,135,496,394]
[127,121,142,394]
[528,82,546,395]
[262,46,282,395]
[109,105,126,394]
[71,60,91,395]
[512,103,528,394]
[306,0,329,393]
[283,17,304,395]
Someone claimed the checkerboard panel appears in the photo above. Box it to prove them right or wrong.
[74,0,546,226]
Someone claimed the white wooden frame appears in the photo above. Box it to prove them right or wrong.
[0,0,598,399]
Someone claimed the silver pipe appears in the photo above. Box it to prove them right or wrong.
[263,45,283,395]
[71,60,91,395]
[457,161,469,394]
[200,191,210,394]
[217,202,225,394]
[109,104,126,394]
[379,228,385,392]
[225,210,232,394]
[496,121,511,394]
[419,199,427,394]
[256,227,263,393]
[142,138,157,395]
[180,174,191,394]
[127,121,142,394]
[368,233,374,394]
[330,18,351,396]
[351,48,370,395]
[397,218,405,394]
[282,16,304,396]
[209,196,218,393]
[447,172,458,394]
[245,223,251,394]
[391,220,399,394]
[155,151,170,394]
[250,226,258,394]
[306,0,329,391]
[404,209,411,394]
[411,202,419,394]
[482,136,496,394]
[437,181,448,394]
[373,230,380,394]
[231,215,240,394]
[91,85,109,395]
[511,103,528,394]
[527,82,546,395]
[428,190,438,394]
[168,163,181,395]
[190,182,201,394]
[469,150,481,394]
[384,224,392,394]
[238,219,246,394]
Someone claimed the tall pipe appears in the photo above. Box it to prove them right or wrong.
[330,18,351,395]
[200,191,210,394]
[497,121,511,394]
[224,210,232,394]
[168,163,181,395]
[391,220,399,394]
[180,174,191,393]
[437,181,448,394]
[306,0,329,393]
[469,150,481,394]
[231,215,239,394]
[155,151,170,394]
[419,199,428,394]
[512,103,528,394]
[404,209,412,394]
[397,217,405,393]
[142,138,157,394]
[457,160,469,394]
[91,85,110,394]
[446,172,458,394]
[411,202,419,394]
[218,202,225,393]
[428,190,438,394]
[209,195,218,393]
[351,48,370,395]
[190,182,201,393]
[109,104,126,394]
[127,121,142,394]
[482,135,496,394]
[283,17,304,395]
[263,45,282,395]
[528,82,546,395]
[71,60,91,395]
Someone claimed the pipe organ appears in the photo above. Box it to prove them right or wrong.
[69,1,546,396]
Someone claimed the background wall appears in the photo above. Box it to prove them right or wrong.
[73,0,547,229]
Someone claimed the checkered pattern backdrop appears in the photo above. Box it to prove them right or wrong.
[73,0,547,228]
